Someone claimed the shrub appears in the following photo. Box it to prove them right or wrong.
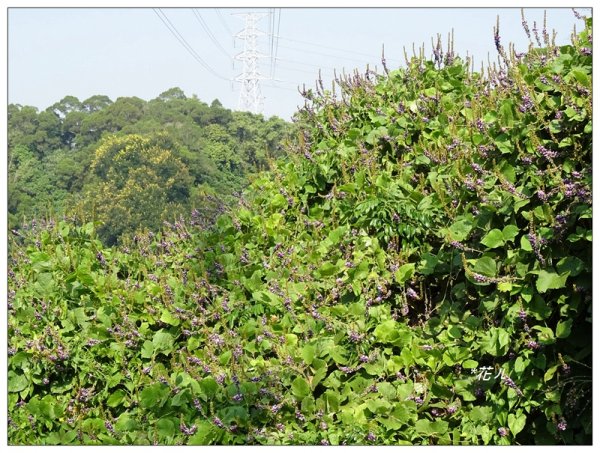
[8,15,591,445]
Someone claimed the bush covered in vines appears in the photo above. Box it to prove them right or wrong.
[8,14,591,445]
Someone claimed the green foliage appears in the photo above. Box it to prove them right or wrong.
[8,89,292,243]
[8,16,592,446]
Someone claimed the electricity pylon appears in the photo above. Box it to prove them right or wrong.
[233,12,268,114]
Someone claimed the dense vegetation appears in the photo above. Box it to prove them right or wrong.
[7,15,592,445]
[8,88,290,244]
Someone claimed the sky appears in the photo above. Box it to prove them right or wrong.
[6,5,593,121]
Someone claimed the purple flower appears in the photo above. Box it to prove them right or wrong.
[557,418,567,431]
[519,95,533,113]
[193,398,202,411]
[501,375,524,397]
[518,310,527,321]
[406,287,419,300]
[320,439,330,445]
[180,423,197,436]
[473,273,489,283]
[527,340,540,350]
[498,427,508,437]
[213,417,224,429]
[450,240,465,250]
[447,405,457,415]
[271,404,282,414]
[348,331,362,343]
[520,155,533,165]
[105,420,115,434]
[366,432,377,442]
[471,163,484,174]
[476,119,486,132]
[232,393,243,402]
[537,145,558,160]
[494,28,502,51]
[359,354,370,363]
[96,251,107,266]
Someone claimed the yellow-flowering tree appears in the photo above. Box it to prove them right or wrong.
[84,134,193,244]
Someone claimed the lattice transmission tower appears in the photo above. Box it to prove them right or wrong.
[233,12,269,114]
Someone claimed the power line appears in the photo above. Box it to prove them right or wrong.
[275,34,403,64]
[273,9,282,78]
[275,56,336,71]
[192,9,232,60]
[214,9,232,35]
[153,8,230,81]
[277,43,375,65]
[268,9,275,79]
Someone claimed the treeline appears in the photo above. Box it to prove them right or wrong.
[8,87,291,244]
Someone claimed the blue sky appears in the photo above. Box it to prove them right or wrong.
[7,6,591,120]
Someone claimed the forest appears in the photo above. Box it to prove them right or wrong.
[8,87,291,244]
[7,15,592,446]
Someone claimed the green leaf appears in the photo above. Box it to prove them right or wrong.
[556,256,585,277]
[292,377,311,398]
[536,270,568,293]
[533,326,555,344]
[199,377,218,399]
[508,412,527,436]
[318,261,338,277]
[160,310,180,327]
[8,371,29,393]
[171,388,191,407]
[188,421,215,445]
[419,253,439,276]
[556,319,573,338]
[415,419,449,435]
[473,256,497,277]
[502,225,520,242]
[156,417,177,438]
[544,365,559,382]
[324,390,340,412]
[106,389,126,407]
[480,229,505,248]
[462,359,478,369]
[469,406,493,422]
[394,263,415,284]
[520,235,533,251]
[301,344,316,366]
[141,340,154,359]
[152,330,174,355]
[270,193,288,210]
[139,383,169,408]
[374,320,399,344]
[448,218,473,241]
[366,398,391,414]
[327,226,347,245]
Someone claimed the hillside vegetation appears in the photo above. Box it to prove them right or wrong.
[8,88,290,244]
[7,16,592,445]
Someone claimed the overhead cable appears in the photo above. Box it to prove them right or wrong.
[153,8,230,81]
